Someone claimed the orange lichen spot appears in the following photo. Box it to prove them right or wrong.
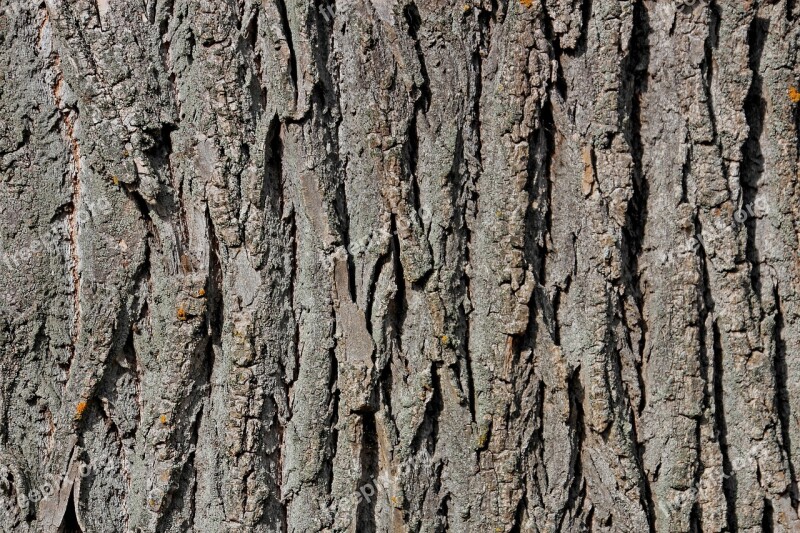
[440,335,449,345]
[462,3,470,11]
[111,175,119,185]
[160,414,167,424]
[520,0,534,7]
[790,86,800,103]
[177,307,187,321]
[197,288,206,297]
[75,401,88,418]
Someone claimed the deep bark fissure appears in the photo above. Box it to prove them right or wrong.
[773,285,798,504]
[763,497,774,533]
[621,0,650,417]
[403,3,431,113]
[356,412,378,533]
[273,0,298,99]
[712,317,737,532]
[742,15,768,301]
[56,490,82,533]
[410,363,443,457]
[559,368,586,529]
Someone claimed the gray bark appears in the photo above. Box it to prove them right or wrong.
[0,0,799,531]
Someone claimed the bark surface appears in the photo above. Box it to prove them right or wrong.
[1,0,799,531]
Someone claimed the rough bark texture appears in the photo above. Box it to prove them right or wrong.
[1,0,799,531]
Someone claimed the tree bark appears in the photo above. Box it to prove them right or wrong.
[1,0,799,531]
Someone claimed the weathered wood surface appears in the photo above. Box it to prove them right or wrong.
[1,0,799,531]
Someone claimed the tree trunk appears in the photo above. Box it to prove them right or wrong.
[1,0,799,531]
